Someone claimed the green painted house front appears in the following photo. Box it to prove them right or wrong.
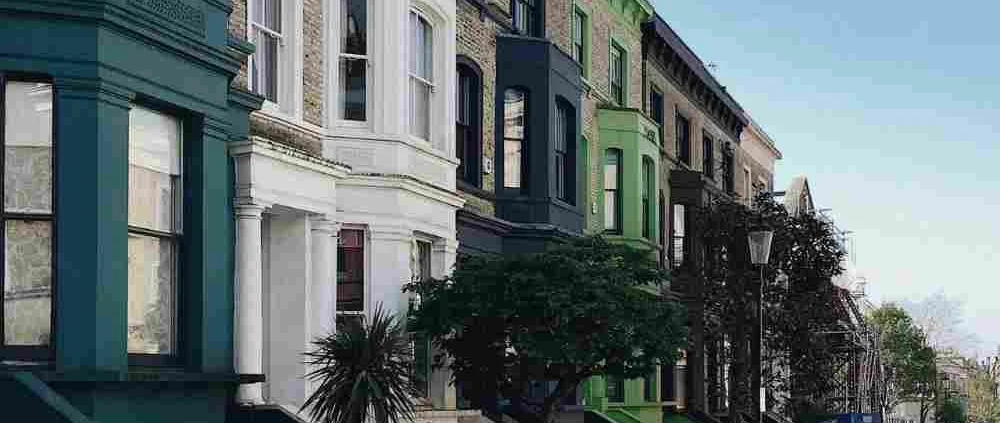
[583,108,665,423]
[0,1,260,421]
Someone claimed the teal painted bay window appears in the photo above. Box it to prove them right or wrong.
[127,105,182,363]
[1,77,55,360]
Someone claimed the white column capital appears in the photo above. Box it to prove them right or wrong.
[235,199,269,220]
[309,215,341,235]
[369,225,413,242]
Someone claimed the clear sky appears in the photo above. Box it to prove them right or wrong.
[648,0,1000,357]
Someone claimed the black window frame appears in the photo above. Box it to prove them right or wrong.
[554,99,575,205]
[675,111,690,165]
[0,73,57,362]
[126,99,190,368]
[502,87,528,191]
[722,148,734,194]
[650,88,664,142]
[456,59,482,188]
[511,0,539,36]
[671,203,688,269]
[702,131,714,179]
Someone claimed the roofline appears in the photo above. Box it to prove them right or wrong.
[644,14,748,126]
[744,112,782,159]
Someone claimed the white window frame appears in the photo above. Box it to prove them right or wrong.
[408,8,436,145]
[332,0,372,128]
[247,0,303,119]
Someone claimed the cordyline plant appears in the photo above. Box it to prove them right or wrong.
[404,236,687,423]
[685,193,847,421]
[302,304,419,423]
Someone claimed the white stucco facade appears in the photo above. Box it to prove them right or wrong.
[232,0,466,421]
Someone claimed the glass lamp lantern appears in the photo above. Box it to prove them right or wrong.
[747,229,774,265]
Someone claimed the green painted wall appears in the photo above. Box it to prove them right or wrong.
[597,107,661,251]
[584,373,664,423]
[0,1,259,422]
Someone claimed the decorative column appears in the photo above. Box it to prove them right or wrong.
[309,216,339,340]
[430,238,459,409]
[235,201,267,404]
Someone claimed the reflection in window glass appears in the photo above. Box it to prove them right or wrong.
[127,105,182,355]
[604,149,621,232]
[3,81,54,349]
[250,0,282,101]
[409,11,434,142]
[339,0,367,121]
[672,204,686,268]
[503,89,526,188]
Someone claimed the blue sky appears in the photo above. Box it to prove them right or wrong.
[649,0,1000,356]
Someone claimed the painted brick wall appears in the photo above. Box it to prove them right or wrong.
[546,0,645,232]
[302,0,324,127]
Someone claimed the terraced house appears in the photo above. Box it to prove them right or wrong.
[0,0,261,421]
[227,0,471,422]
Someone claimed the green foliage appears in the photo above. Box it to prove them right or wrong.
[936,393,967,423]
[404,236,687,423]
[302,305,418,423]
[965,358,1000,423]
[688,193,848,418]
[867,304,937,414]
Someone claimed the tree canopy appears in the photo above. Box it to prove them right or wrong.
[404,236,687,423]
[867,304,937,419]
[687,194,848,419]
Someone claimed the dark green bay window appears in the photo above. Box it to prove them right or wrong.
[127,105,182,362]
[0,78,55,360]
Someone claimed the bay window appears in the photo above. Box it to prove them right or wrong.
[603,149,621,233]
[249,0,282,102]
[503,89,526,189]
[127,105,182,358]
[339,0,368,121]
[1,79,54,358]
[412,240,432,398]
[409,11,434,142]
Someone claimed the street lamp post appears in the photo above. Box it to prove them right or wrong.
[748,229,774,423]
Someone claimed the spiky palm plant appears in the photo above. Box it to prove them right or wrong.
[302,304,419,423]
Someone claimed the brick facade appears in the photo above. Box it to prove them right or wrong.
[456,1,502,216]
[302,0,324,126]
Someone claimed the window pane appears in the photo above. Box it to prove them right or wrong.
[503,90,526,188]
[410,12,433,81]
[256,0,281,31]
[4,82,53,214]
[4,220,52,346]
[341,0,366,55]
[340,58,367,121]
[603,152,618,190]
[127,232,176,354]
[337,229,365,312]
[410,78,431,140]
[604,191,616,230]
[252,31,279,101]
[129,106,181,233]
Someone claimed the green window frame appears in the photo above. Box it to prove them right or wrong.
[603,149,622,233]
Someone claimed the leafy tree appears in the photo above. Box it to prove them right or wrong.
[867,304,937,421]
[302,305,418,423]
[404,236,687,423]
[966,357,1000,423]
[936,392,967,423]
[688,194,847,420]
